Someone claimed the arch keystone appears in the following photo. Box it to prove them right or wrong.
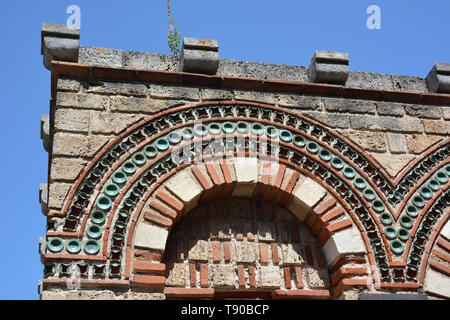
[322,227,366,267]
[165,170,202,213]
[134,223,168,251]
[233,157,258,197]
[288,177,326,221]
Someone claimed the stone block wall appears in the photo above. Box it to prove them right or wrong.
[49,73,449,213]
[39,39,449,300]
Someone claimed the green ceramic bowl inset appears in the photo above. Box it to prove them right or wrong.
[47,237,64,253]
[331,157,344,170]
[84,240,100,255]
[104,183,120,197]
[236,121,249,134]
[221,122,235,134]
[354,177,367,190]
[306,141,319,154]
[265,125,278,138]
[319,149,332,162]
[390,240,404,255]
[87,225,103,240]
[343,166,356,179]
[400,215,413,229]
[398,228,410,242]
[293,135,306,147]
[363,189,376,201]
[96,196,112,211]
[66,239,82,254]
[112,171,127,184]
[435,171,449,184]
[122,161,137,174]
[384,227,397,240]
[155,138,170,151]
[90,210,106,225]
[279,130,293,142]
[405,205,419,218]
[251,122,264,135]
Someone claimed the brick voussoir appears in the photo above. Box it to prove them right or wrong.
[131,275,166,291]
[133,261,166,275]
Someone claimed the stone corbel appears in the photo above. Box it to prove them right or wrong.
[179,37,219,75]
[41,23,80,70]
[426,63,450,93]
[308,50,349,85]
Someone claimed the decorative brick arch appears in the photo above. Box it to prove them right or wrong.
[42,101,450,299]
[130,156,371,299]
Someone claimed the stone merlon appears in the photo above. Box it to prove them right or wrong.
[41,23,80,70]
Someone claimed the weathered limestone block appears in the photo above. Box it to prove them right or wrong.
[57,78,81,92]
[134,223,168,251]
[259,266,282,288]
[308,51,349,85]
[305,267,330,288]
[423,120,450,135]
[165,263,186,287]
[387,133,407,154]
[149,84,200,100]
[404,105,442,119]
[79,46,123,67]
[165,170,202,213]
[405,135,443,154]
[391,75,427,92]
[234,242,257,263]
[426,63,450,93]
[369,153,415,178]
[324,98,376,114]
[89,111,142,134]
[303,111,350,129]
[281,243,304,265]
[376,102,405,117]
[344,131,387,153]
[188,240,209,262]
[350,115,423,133]
[86,82,147,97]
[218,59,308,82]
[54,108,89,132]
[211,264,235,287]
[50,158,87,181]
[201,88,233,101]
[346,72,393,90]
[288,177,326,222]
[53,133,112,158]
[322,227,366,266]
[123,51,178,71]
[56,92,109,110]
[48,182,71,210]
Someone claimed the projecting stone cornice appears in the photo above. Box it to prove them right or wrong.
[50,61,450,106]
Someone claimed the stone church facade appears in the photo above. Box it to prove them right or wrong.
[38,24,450,300]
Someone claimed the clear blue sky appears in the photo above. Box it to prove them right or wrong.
[0,0,448,300]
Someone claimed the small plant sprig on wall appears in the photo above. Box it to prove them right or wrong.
[167,0,181,58]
